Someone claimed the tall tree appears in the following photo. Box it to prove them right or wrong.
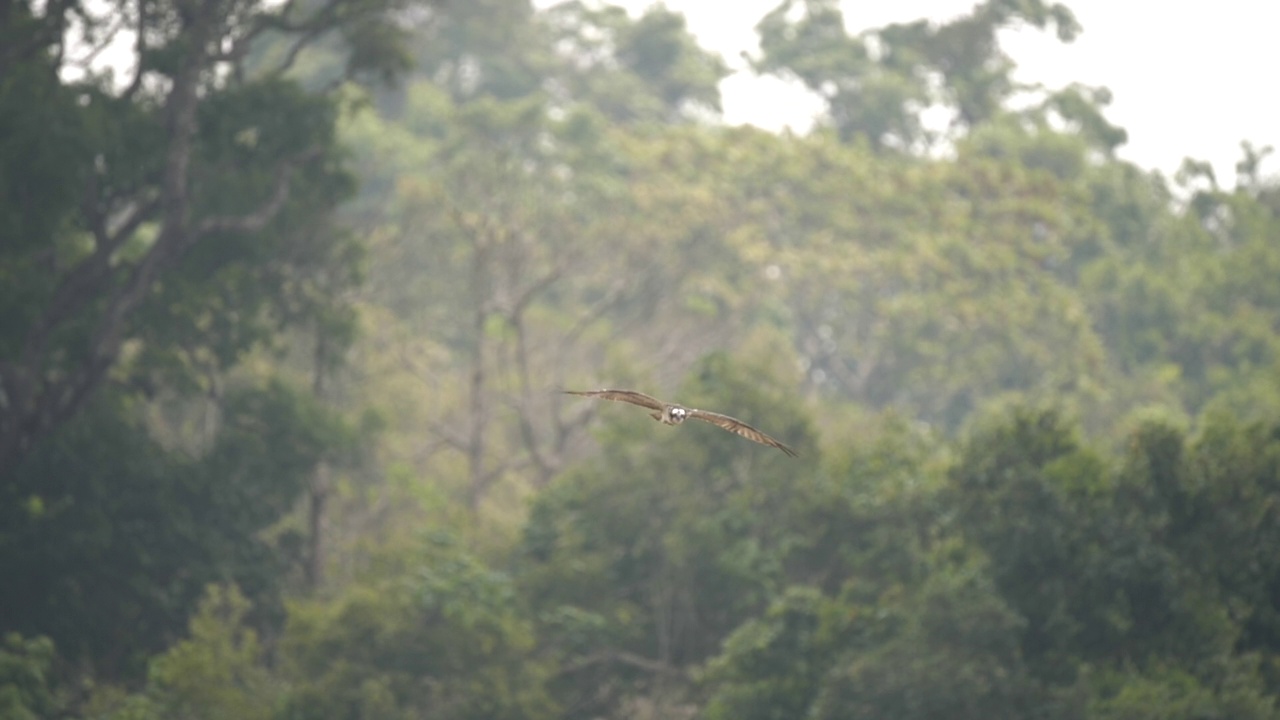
[541,1,728,123]
[0,380,358,680]
[522,353,814,716]
[0,0,411,475]
[751,0,1079,149]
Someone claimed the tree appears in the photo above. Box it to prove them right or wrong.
[0,379,357,680]
[751,0,1079,149]
[374,0,728,124]
[0,0,411,475]
[87,585,277,720]
[1076,143,1280,419]
[541,1,728,123]
[720,128,1107,429]
[948,404,1278,709]
[0,634,65,720]
[520,352,815,717]
[1148,410,1280,675]
[703,415,1054,720]
[277,532,555,720]
[339,81,773,516]
[803,569,1044,720]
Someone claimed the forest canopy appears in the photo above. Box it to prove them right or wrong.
[2,0,1279,718]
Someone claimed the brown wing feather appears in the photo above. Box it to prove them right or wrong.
[564,389,666,412]
[687,408,798,457]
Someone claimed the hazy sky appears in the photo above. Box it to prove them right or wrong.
[603,0,1279,185]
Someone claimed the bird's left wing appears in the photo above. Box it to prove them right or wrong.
[687,408,798,457]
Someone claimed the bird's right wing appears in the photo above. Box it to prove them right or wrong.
[564,389,665,412]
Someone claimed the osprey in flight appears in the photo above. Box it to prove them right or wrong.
[564,389,797,457]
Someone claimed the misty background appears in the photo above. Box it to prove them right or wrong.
[2,0,1280,718]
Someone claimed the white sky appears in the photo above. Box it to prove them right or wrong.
[604,0,1280,185]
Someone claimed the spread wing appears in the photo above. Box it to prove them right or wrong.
[687,408,798,457]
[564,389,665,412]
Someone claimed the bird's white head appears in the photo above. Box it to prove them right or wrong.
[667,406,688,425]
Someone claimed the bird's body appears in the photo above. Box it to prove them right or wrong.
[564,388,797,457]
[655,403,688,425]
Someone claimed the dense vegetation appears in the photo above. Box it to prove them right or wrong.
[3,0,1280,717]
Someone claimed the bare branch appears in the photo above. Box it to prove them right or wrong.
[66,14,130,71]
[251,0,332,35]
[196,147,322,236]
[511,361,552,481]
[1,58,314,471]
[109,195,163,246]
[245,0,344,77]
[121,0,148,99]
[266,22,333,78]
[560,277,627,351]
[509,265,563,317]
[557,650,687,678]
[425,419,468,452]
[19,194,160,393]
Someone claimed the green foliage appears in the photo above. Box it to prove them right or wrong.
[278,532,554,720]
[0,52,91,262]
[522,354,816,714]
[132,585,277,720]
[723,129,1109,429]
[701,587,851,720]
[0,379,352,680]
[7,1,1280,719]
[1164,411,1280,666]
[944,405,1280,717]
[951,407,1214,679]
[0,634,65,720]
[753,0,1079,148]
[807,565,1043,720]
[703,415,1053,720]
[0,0,387,473]
[542,2,728,122]
[1084,661,1278,720]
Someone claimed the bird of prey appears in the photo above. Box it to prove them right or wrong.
[564,389,797,457]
